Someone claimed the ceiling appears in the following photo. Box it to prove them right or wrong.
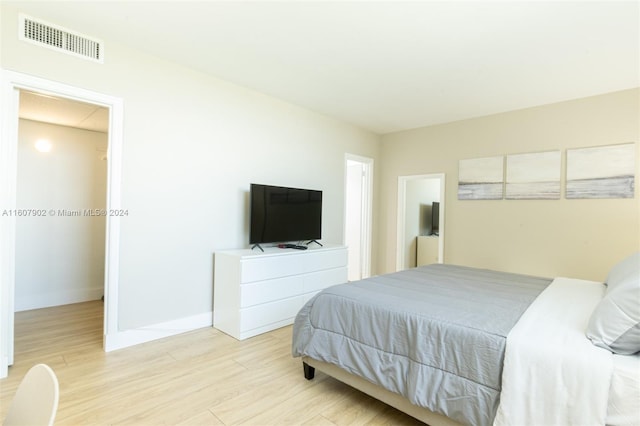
[13,1,640,135]
[20,91,109,133]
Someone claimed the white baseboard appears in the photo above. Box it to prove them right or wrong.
[15,287,104,312]
[104,311,213,352]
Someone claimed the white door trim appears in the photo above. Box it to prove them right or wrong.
[0,70,124,378]
[344,154,374,279]
[396,173,445,271]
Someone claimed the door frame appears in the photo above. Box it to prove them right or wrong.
[396,173,445,271]
[0,70,124,378]
[344,153,374,279]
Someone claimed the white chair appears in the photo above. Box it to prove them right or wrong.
[3,364,59,426]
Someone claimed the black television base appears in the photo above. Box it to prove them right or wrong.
[306,240,323,247]
[251,244,264,252]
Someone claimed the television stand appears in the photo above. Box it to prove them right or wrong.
[306,240,323,247]
[251,244,264,252]
[213,244,348,340]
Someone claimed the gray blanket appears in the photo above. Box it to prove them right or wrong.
[292,264,551,426]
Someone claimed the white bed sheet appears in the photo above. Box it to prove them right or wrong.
[607,353,640,426]
[494,277,614,426]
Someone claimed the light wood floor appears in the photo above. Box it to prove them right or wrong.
[0,301,424,425]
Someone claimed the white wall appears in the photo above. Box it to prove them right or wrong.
[1,4,380,330]
[15,119,107,310]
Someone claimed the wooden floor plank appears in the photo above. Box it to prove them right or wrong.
[0,301,422,425]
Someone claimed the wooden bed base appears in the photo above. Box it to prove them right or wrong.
[302,356,461,426]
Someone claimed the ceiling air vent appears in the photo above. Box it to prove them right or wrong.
[19,14,104,63]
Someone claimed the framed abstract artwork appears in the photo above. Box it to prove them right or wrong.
[506,151,561,200]
[458,156,504,200]
[566,143,635,199]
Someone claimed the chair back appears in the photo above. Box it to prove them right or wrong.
[3,364,59,426]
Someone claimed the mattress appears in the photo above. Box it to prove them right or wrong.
[607,353,640,426]
[495,278,615,426]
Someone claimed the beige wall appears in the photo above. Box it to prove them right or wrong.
[379,89,639,281]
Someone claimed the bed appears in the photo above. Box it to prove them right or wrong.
[292,255,640,426]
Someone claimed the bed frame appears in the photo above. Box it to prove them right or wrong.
[302,356,462,426]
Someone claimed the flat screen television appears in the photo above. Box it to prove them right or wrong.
[249,183,322,247]
[431,201,440,236]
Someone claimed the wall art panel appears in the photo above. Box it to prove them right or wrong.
[566,143,635,199]
[506,151,561,199]
[458,156,504,200]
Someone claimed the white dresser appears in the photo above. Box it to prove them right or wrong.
[213,244,348,340]
[416,235,439,266]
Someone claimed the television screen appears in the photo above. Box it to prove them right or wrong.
[249,184,322,245]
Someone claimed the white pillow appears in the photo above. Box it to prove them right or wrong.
[606,252,640,290]
[586,252,640,355]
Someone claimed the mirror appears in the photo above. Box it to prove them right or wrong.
[396,173,445,271]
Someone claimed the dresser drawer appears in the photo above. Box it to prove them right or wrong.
[240,247,347,283]
[300,248,348,273]
[240,275,303,308]
[240,296,304,332]
[303,267,348,293]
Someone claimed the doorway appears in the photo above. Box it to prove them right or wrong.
[344,154,373,281]
[396,173,445,271]
[15,91,108,313]
[1,71,124,378]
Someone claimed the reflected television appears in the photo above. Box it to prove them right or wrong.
[431,201,440,236]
